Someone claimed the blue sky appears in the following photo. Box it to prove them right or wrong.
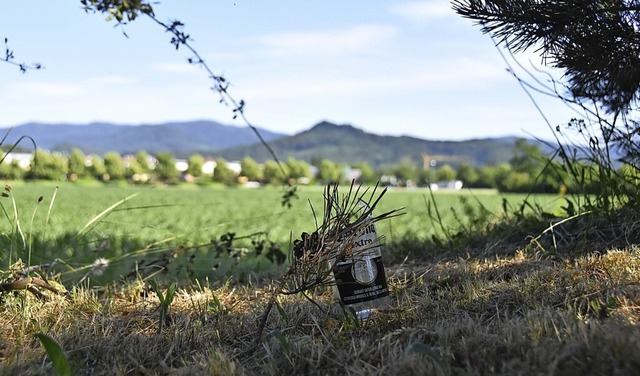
[0,1,579,141]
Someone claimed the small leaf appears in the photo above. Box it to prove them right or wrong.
[274,299,289,323]
[165,282,177,306]
[148,280,164,304]
[35,333,73,376]
[210,290,224,312]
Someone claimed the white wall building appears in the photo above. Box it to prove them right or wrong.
[3,152,32,169]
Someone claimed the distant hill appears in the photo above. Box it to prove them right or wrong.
[0,120,550,168]
[0,120,285,156]
[217,121,531,168]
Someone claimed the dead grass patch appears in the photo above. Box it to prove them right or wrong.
[2,245,640,375]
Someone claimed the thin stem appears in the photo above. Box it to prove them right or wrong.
[145,15,288,179]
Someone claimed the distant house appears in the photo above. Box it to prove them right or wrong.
[202,160,216,175]
[344,167,362,182]
[176,159,217,180]
[3,152,32,169]
[226,161,242,175]
[174,159,189,173]
[380,175,398,186]
[176,159,217,176]
[430,180,464,191]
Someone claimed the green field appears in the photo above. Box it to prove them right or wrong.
[0,181,564,284]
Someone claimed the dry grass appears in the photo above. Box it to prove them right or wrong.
[2,245,640,375]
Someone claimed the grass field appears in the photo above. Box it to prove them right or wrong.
[0,181,563,284]
[3,182,640,375]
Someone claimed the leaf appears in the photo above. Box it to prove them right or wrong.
[165,282,177,306]
[209,290,224,312]
[35,333,73,376]
[148,280,165,303]
[274,299,290,323]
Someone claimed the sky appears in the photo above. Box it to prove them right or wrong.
[0,1,581,142]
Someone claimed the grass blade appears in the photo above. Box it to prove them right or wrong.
[76,191,143,238]
[43,185,59,240]
[274,299,290,323]
[35,332,73,376]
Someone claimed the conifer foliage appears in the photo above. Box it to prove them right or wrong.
[452,0,640,113]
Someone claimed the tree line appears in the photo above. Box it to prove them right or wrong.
[0,139,626,194]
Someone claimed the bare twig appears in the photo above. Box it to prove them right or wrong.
[2,38,42,73]
[0,276,64,300]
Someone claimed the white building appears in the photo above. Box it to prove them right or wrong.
[3,152,33,169]
[174,159,189,172]
[202,160,216,175]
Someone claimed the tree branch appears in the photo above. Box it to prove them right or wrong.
[2,38,42,73]
[0,276,64,300]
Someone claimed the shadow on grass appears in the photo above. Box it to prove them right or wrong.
[0,231,289,289]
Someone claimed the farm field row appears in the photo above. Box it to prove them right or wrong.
[0,181,563,283]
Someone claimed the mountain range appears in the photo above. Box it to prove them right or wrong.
[0,120,541,168]
[0,120,284,156]
[218,121,526,168]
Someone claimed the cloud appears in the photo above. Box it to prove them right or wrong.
[237,56,509,100]
[11,75,135,98]
[257,25,398,56]
[18,82,83,97]
[390,1,456,22]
